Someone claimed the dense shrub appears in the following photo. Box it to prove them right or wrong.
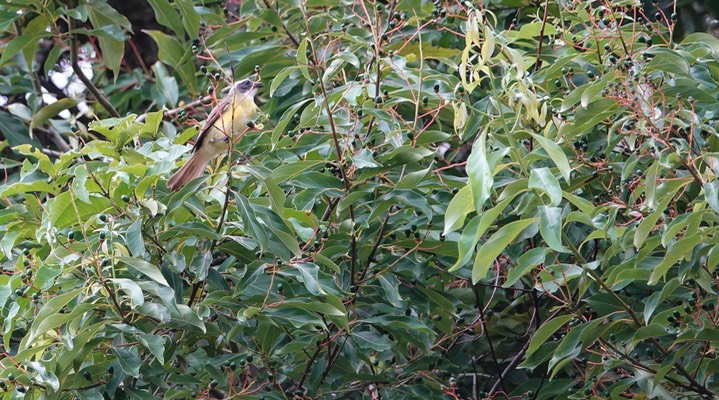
[1,0,719,398]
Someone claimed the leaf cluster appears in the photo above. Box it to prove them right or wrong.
[1,0,719,399]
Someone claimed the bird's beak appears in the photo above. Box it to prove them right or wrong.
[253,81,264,88]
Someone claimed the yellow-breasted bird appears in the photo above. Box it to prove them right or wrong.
[167,78,263,191]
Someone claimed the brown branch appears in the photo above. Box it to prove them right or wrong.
[473,283,507,394]
[488,308,564,397]
[67,8,120,118]
[35,127,71,152]
[533,0,551,73]
[357,211,390,282]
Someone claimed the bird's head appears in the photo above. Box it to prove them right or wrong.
[234,78,263,96]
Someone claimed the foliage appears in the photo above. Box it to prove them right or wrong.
[1,0,719,399]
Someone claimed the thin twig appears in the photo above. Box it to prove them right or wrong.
[297,345,324,391]
[472,284,506,393]
[357,211,390,282]
[35,127,71,152]
[261,0,300,47]
[67,4,120,118]
[488,308,563,397]
[533,0,551,73]
[564,232,716,396]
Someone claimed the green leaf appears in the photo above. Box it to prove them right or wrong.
[466,131,493,211]
[353,148,382,169]
[562,190,595,215]
[171,304,206,332]
[0,10,21,31]
[472,218,537,283]
[235,194,269,251]
[43,44,65,77]
[377,145,433,167]
[110,278,144,308]
[0,111,40,147]
[292,263,327,296]
[268,160,324,183]
[538,206,569,253]
[116,257,170,286]
[443,185,473,235]
[322,58,347,85]
[84,1,129,76]
[644,278,680,323]
[704,180,719,213]
[6,13,50,69]
[580,80,606,109]
[143,30,186,70]
[352,331,393,352]
[548,318,605,378]
[162,222,221,241]
[176,0,201,39]
[449,191,523,271]
[71,165,90,204]
[360,316,433,333]
[296,38,313,81]
[0,231,18,261]
[505,247,549,287]
[264,176,286,216]
[560,82,590,112]
[270,66,300,97]
[645,48,691,78]
[29,98,77,137]
[529,132,571,183]
[46,192,111,230]
[126,219,145,257]
[139,110,163,137]
[138,333,165,364]
[632,323,668,344]
[559,99,618,139]
[271,99,312,144]
[525,315,573,359]
[529,167,562,206]
[0,33,44,66]
[112,347,142,378]
[27,361,60,391]
[0,181,55,199]
[644,159,660,208]
[21,288,87,347]
[450,214,481,272]
[151,62,179,108]
[379,275,405,308]
[0,286,10,311]
[282,299,347,317]
[147,0,184,38]
[634,195,674,249]
[585,293,632,315]
[514,21,557,39]
[648,233,702,285]
[634,193,676,250]
[396,167,430,190]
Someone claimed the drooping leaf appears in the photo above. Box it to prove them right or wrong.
[472,218,537,283]
[538,206,569,253]
[116,257,170,286]
[525,315,573,359]
[466,131,493,211]
[529,167,562,206]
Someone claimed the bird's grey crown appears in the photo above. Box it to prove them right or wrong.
[236,79,254,92]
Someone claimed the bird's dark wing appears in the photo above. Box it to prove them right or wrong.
[192,92,233,152]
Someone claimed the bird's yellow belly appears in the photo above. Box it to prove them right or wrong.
[215,97,257,140]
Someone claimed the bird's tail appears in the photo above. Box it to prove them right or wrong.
[167,152,210,191]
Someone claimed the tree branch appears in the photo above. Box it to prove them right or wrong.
[68,9,120,118]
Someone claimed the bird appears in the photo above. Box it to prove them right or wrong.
[167,78,263,191]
